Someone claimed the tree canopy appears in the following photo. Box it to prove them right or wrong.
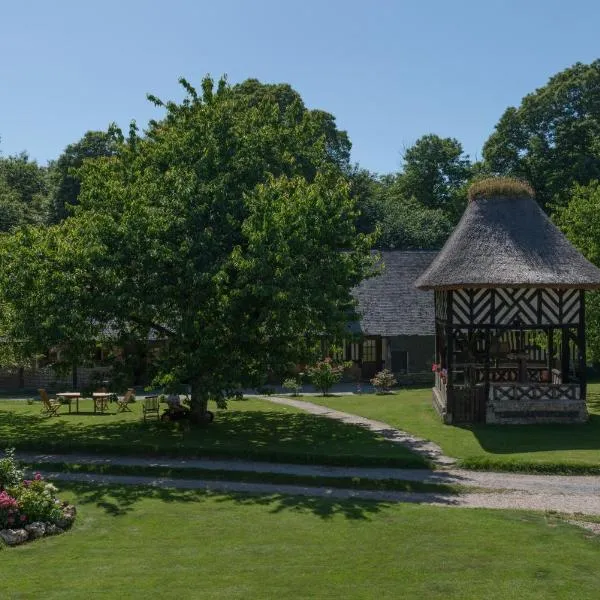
[483,60,600,210]
[0,152,51,231]
[50,128,120,222]
[555,181,600,362]
[0,76,372,418]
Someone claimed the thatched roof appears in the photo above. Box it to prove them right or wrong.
[352,251,436,336]
[416,195,600,290]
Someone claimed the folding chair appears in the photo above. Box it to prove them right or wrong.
[39,389,61,417]
[116,388,135,413]
[142,396,160,422]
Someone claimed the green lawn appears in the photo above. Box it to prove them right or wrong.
[0,397,426,468]
[307,384,600,472]
[2,482,600,599]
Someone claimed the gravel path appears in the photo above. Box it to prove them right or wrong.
[32,470,600,517]
[14,450,600,517]
[263,395,456,466]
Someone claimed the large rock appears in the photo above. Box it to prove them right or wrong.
[56,504,76,529]
[25,522,46,539]
[0,528,29,546]
[44,523,64,536]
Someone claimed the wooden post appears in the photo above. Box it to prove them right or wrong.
[561,328,570,384]
[547,328,554,372]
[579,291,587,401]
[445,292,454,421]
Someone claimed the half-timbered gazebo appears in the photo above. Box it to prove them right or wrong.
[415,179,600,424]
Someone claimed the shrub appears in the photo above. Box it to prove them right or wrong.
[370,369,397,393]
[308,358,349,395]
[282,377,302,396]
[0,448,24,489]
[0,450,76,542]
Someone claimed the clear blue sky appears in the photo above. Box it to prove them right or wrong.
[1,0,599,174]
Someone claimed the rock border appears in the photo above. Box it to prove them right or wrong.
[0,504,76,547]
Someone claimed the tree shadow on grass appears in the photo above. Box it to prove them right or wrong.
[58,480,458,521]
[453,390,600,456]
[0,406,427,466]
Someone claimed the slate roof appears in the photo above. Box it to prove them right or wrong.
[352,251,436,337]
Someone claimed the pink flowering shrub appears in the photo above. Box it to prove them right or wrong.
[308,357,350,396]
[0,449,71,531]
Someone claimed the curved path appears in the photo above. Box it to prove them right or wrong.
[262,395,456,467]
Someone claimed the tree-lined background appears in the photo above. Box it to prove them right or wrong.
[3,60,600,413]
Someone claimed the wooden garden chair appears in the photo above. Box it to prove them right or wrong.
[116,388,135,413]
[142,395,160,422]
[39,388,61,417]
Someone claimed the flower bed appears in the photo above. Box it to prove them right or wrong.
[0,449,76,546]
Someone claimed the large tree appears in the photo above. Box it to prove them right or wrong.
[398,134,472,217]
[0,76,372,420]
[483,60,600,210]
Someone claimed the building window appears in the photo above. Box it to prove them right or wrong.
[362,339,376,362]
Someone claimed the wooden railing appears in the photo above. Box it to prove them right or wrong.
[489,382,580,402]
[473,366,553,383]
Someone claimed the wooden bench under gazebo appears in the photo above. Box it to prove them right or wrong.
[415,178,600,424]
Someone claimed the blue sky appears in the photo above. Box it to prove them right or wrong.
[1,0,599,174]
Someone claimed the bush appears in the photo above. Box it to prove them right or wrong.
[0,449,24,489]
[0,449,76,543]
[308,358,349,395]
[370,369,397,393]
[282,377,302,396]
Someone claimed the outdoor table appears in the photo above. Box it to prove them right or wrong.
[56,392,81,414]
[92,392,114,414]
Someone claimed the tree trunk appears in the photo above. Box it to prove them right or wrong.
[72,362,78,390]
[189,379,213,424]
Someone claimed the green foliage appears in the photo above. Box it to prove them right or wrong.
[6,478,64,525]
[0,76,373,417]
[483,60,600,210]
[399,134,472,213]
[370,369,397,393]
[308,358,348,395]
[375,191,454,250]
[0,448,24,489]
[555,181,600,361]
[50,127,120,222]
[282,377,302,396]
[353,135,473,250]
[0,152,51,231]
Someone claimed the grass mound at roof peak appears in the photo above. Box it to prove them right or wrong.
[468,177,535,202]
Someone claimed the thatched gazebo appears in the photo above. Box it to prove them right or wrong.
[415,179,600,424]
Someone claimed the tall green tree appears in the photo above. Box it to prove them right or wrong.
[483,60,600,210]
[555,181,600,362]
[0,76,372,420]
[50,128,120,222]
[399,134,472,216]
